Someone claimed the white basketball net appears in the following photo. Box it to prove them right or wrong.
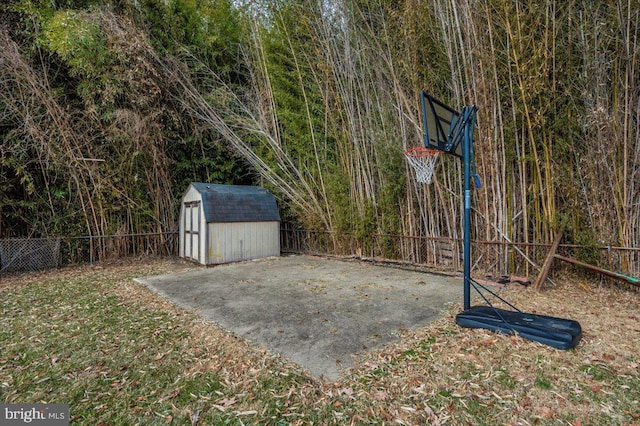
[404,148,439,184]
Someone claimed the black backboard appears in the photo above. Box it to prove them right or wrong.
[420,91,466,158]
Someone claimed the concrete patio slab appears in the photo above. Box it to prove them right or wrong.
[135,255,461,380]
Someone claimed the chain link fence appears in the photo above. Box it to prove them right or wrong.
[0,238,61,274]
[61,232,179,265]
[0,233,178,276]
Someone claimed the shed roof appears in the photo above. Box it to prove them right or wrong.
[189,183,280,223]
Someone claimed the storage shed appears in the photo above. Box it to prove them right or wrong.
[179,183,281,265]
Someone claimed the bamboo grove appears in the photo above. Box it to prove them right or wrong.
[1,0,638,273]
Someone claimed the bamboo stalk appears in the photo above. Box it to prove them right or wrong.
[554,254,640,288]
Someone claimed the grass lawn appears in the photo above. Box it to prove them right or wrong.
[1,257,639,425]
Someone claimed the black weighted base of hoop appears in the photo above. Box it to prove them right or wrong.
[456,306,582,350]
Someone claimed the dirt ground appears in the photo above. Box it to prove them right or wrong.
[135,254,462,380]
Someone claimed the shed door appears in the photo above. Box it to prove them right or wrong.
[183,201,200,261]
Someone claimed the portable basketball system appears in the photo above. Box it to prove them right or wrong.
[407,91,582,350]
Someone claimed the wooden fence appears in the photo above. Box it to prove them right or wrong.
[279,227,640,283]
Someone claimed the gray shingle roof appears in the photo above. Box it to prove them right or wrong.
[190,183,280,223]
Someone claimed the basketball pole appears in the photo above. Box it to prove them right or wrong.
[415,91,477,311]
[462,105,477,311]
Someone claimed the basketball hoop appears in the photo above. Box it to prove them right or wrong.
[404,147,440,184]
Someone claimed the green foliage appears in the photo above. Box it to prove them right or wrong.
[1,0,638,273]
[137,0,242,77]
[42,10,108,76]
[260,1,325,167]
[171,136,253,191]
[0,0,251,239]
[0,130,39,235]
[567,213,601,266]
[325,167,353,234]
[377,142,406,235]
[355,200,376,253]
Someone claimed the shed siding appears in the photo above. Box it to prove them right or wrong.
[207,221,279,264]
[180,183,280,265]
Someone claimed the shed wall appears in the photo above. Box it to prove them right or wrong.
[207,221,279,264]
